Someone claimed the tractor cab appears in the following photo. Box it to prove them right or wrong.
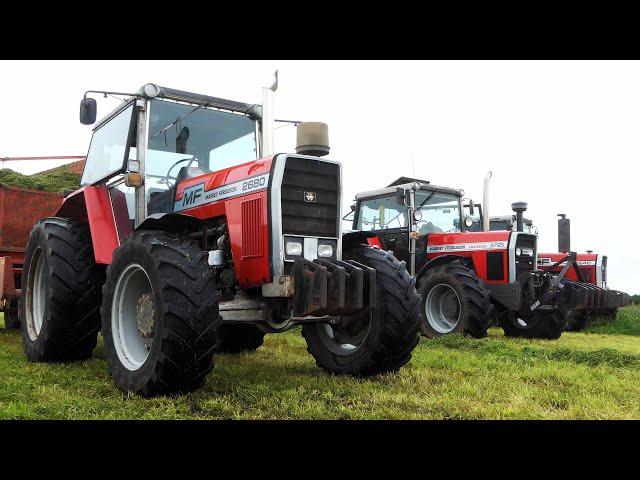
[351,179,467,274]
[77,84,262,231]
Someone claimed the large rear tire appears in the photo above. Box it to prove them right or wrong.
[501,310,566,339]
[101,231,220,397]
[302,247,421,376]
[215,324,265,353]
[20,218,105,361]
[418,259,492,339]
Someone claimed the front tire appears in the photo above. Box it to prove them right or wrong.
[302,247,421,376]
[418,259,492,339]
[501,310,566,339]
[20,218,105,361]
[101,231,220,397]
[564,310,593,331]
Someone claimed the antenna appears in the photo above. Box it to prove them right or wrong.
[410,152,416,179]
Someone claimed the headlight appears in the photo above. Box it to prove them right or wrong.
[285,240,303,256]
[318,244,334,258]
[464,216,473,228]
[521,247,534,256]
[516,247,522,256]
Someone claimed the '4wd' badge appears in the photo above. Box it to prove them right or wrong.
[304,191,316,203]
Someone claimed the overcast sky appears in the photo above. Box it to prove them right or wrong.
[0,60,637,293]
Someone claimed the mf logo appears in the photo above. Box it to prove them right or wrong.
[304,191,316,203]
[182,184,204,207]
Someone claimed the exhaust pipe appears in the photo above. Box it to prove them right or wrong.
[261,71,278,157]
[558,213,571,252]
[511,202,528,232]
[482,171,492,231]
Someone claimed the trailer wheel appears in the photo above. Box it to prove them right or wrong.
[605,308,618,320]
[101,231,220,397]
[418,259,493,339]
[500,310,566,339]
[564,310,593,331]
[215,323,265,353]
[302,247,420,376]
[4,303,20,329]
[20,218,105,361]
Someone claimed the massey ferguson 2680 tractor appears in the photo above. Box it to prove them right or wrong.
[346,177,608,340]
[468,207,630,331]
[19,82,420,396]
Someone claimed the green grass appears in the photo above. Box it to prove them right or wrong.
[2,306,640,419]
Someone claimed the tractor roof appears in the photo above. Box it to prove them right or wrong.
[355,181,464,200]
[94,84,261,130]
[387,176,431,187]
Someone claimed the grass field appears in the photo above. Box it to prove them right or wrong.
[1,306,640,419]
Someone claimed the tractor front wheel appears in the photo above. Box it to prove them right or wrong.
[501,310,566,339]
[564,310,593,331]
[302,247,421,376]
[101,231,220,397]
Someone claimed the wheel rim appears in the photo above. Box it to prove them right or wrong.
[25,247,47,341]
[425,283,461,334]
[111,263,154,371]
[319,314,372,356]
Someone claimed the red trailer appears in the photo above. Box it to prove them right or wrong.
[0,185,64,328]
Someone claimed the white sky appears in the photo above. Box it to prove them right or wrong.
[0,60,637,293]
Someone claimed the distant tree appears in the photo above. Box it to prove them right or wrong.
[631,295,640,305]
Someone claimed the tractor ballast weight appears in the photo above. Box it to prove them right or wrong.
[18,83,421,396]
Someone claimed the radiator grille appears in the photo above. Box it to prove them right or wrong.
[281,157,339,238]
[515,234,536,275]
[241,197,263,258]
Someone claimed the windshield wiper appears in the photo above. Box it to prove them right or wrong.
[150,103,207,140]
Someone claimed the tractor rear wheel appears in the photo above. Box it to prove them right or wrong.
[215,323,265,353]
[101,231,220,397]
[418,259,493,339]
[20,218,105,361]
[302,247,420,376]
[501,310,566,339]
[564,310,593,331]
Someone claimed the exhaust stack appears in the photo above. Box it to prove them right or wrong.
[558,213,571,252]
[511,202,528,232]
[261,71,278,157]
[482,171,492,231]
[296,122,330,157]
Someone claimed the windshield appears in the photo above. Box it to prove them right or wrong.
[145,99,257,215]
[356,190,462,233]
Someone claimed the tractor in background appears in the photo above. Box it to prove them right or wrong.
[19,81,421,397]
[467,205,630,331]
[345,177,610,340]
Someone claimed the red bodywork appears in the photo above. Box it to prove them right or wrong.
[0,185,64,307]
[537,252,600,286]
[425,231,511,284]
[56,157,274,290]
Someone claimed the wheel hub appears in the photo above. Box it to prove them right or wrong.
[136,293,155,338]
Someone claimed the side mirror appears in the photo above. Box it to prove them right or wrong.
[350,204,355,211]
[80,97,97,125]
[395,187,406,206]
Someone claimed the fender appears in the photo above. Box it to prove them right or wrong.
[55,186,125,265]
[342,230,382,252]
[415,254,472,283]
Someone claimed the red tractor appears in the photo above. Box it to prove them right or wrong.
[346,177,608,340]
[468,209,629,330]
[19,82,421,396]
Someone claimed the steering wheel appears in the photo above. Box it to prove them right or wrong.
[162,157,198,186]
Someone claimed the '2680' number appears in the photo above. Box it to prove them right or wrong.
[242,176,266,191]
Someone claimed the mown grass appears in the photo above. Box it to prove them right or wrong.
[1,306,640,420]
